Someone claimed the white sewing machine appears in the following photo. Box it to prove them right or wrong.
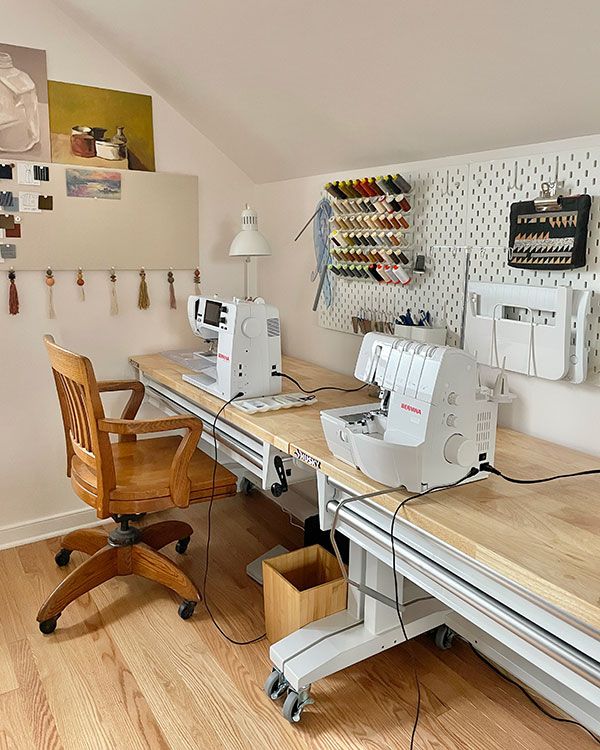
[321,333,499,491]
[186,295,282,400]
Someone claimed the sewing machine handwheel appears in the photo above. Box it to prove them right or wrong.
[434,624,455,651]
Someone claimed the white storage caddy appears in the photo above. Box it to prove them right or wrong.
[464,281,591,383]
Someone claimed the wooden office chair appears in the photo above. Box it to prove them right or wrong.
[37,335,238,634]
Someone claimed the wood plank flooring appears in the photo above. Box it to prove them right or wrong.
[0,491,597,750]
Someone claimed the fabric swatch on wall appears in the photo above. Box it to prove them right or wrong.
[0,215,15,229]
[38,195,53,210]
[0,191,13,206]
[0,164,13,180]
[34,165,49,181]
[6,224,21,238]
[1,244,16,259]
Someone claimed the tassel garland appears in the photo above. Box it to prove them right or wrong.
[8,269,19,315]
[76,267,85,301]
[138,267,150,310]
[45,268,56,319]
[193,267,201,295]
[167,270,176,309]
[109,268,119,315]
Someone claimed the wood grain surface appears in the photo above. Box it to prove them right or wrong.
[1,492,597,749]
[132,353,600,633]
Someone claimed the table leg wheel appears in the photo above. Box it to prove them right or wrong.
[282,688,313,723]
[434,624,455,650]
[240,477,255,496]
[264,668,289,700]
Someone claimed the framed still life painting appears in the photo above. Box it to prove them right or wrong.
[48,81,155,172]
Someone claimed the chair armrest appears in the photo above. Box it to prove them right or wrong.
[99,415,203,508]
[97,379,145,429]
[98,415,200,436]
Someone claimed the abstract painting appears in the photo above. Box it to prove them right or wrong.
[66,168,122,200]
[0,43,51,163]
[48,81,155,172]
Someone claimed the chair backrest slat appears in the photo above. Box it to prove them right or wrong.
[44,335,115,517]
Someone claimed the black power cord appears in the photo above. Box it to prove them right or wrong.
[483,462,600,485]
[272,370,369,395]
[466,641,600,746]
[201,392,266,645]
[389,469,479,750]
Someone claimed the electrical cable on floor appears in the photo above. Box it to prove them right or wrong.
[329,469,478,750]
[273,370,369,395]
[463,638,600,746]
[201,392,266,645]
[483,462,600,485]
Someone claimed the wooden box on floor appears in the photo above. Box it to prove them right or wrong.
[262,544,347,643]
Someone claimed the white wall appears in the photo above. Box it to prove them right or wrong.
[0,0,255,544]
[256,138,600,457]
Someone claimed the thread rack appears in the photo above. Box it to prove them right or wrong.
[325,175,414,286]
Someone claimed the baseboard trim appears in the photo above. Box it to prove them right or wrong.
[0,508,109,551]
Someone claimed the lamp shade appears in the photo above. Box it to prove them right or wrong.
[229,205,271,257]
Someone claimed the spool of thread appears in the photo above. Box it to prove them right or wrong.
[396,213,409,230]
[368,177,384,196]
[392,174,412,194]
[393,264,411,285]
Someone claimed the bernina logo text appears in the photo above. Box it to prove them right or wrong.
[401,403,422,415]
[218,353,230,361]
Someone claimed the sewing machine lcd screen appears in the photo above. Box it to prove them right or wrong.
[203,300,222,328]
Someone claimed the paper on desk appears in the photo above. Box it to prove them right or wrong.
[19,192,41,212]
[17,162,40,186]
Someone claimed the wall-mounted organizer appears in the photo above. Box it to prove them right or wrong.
[464,281,591,384]
[318,144,600,385]
[325,174,415,286]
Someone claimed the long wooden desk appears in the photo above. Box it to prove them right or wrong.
[131,351,600,634]
[131,352,600,730]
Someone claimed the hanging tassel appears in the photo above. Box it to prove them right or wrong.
[138,267,150,310]
[45,267,56,319]
[109,267,119,315]
[76,267,85,301]
[8,268,19,315]
[167,269,176,309]
[193,267,201,295]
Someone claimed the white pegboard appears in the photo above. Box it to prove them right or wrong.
[319,145,600,384]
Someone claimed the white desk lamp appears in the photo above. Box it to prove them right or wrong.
[229,204,271,299]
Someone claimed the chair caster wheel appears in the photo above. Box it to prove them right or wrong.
[434,624,455,650]
[39,615,60,634]
[282,688,313,723]
[178,600,197,620]
[264,668,289,700]
[54,548,72,567]
[175,536,191,554]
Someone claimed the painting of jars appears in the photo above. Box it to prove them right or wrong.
[48,81,155,172]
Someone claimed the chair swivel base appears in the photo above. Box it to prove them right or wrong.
[38,518,200,634]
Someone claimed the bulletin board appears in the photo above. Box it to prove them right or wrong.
[0,162,198,270]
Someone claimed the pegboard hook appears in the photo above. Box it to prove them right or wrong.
[510,161,522,191]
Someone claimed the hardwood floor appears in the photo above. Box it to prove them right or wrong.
[0,491,596,750]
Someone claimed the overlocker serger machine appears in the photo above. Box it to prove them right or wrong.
[321,333,500,491]
[186,295,282,400]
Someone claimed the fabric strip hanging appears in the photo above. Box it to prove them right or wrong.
[8,268,18,315]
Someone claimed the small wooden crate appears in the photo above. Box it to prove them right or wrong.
[262,545,347,644]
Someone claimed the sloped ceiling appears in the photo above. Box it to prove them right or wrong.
[54,0,600,183]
